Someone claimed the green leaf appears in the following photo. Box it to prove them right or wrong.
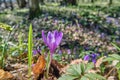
[103,57,117,62]
[58,74,76,80]
[80,76,88,80]
[93,73,106,80]
[28,24,33,77]
[116,63,120,69]
[85,62,94,72]
[67,64,80,76]
[103,54,120,62]
[58,62,106,80]
[111,43,120,51]
[116,60,120,79]
[84,73,106,80]
[0,36,2,41]
[84,73,95,80]
[18,32,23,55]
[0,23,12,31]
[109,54,120,60]
[76,63,82,75]
[81,63,85,74]
[118,70,120,80]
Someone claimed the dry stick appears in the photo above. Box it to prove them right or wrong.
[105,67,116,78]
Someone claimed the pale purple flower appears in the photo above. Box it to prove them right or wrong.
[84,53,99,64]
[33,49,41,55]
[115,20,119,25]
[54,19,58,23]
[33,50,37,55]
[84,55,90,61]
[32,64,35,67]
[106,17,112,24]
[58,50,62,55]
[91,54,99,63]
[67,49,71,54]
[100,33,105,39]
[42,30,63,57]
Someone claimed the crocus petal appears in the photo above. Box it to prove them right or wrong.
[49,43,57,54]
[51,42,57,53]
[84,55,90,61]
[42,30,48,46]
[54,31,63,46]
[47,31,56,52]
[47,32,55,44]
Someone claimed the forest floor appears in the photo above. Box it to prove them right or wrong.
[0,5,120,80]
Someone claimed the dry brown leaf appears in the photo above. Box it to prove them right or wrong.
[0,69,13,80]
[70,59,87,65]
[95,57,104,68]
[88,69,100,74]
[32,55,46,78]
[50,59,64,78]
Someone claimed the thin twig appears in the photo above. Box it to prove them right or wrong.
[105,67,116,78]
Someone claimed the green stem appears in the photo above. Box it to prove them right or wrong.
[1,46,5,69]
[46,51,52,78]
[1,42,7,69]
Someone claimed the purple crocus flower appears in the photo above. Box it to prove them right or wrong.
[42,30,63,57]
[84,53,99,64]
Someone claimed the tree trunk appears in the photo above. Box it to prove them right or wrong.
[29,0,40,19]
[109,0,112,6]
[39,0,44,5]
[16,0,26,8]
[91,0,94,3]
[9,0,13,10]
[61,0,78,6]
[3,0,8,8]
[71,0,77,5]
[0,0,2,5]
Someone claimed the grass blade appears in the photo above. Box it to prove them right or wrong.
[28,24,33,79]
